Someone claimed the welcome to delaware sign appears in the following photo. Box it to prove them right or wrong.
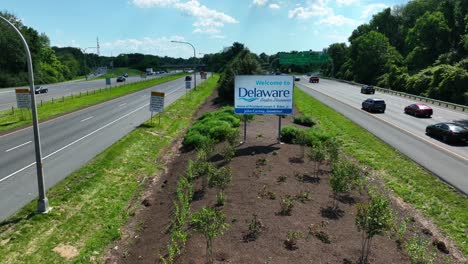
[234,75,294,114]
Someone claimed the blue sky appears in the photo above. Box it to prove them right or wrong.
[1,0,408,58]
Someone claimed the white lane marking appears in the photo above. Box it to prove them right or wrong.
[0,90,14,94]
[80,116,94,122]
[5,141,32,152]
[119,103,127,107]
[0,104,148,183]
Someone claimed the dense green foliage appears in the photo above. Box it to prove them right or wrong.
[321,0,468,104]
[293,115,316,127]
[183,106,240,149]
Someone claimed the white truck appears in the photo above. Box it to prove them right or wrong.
[146,68,154,75]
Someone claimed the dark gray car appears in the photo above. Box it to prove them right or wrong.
[362,98,386,113]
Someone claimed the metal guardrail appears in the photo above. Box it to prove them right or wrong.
[323,77,468,112]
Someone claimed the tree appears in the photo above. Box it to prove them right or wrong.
[191,208,229,264]
[308,141,326,178]
[406,11,451,70]
[350,31,403,84]
[356,194,393,264]
[209,166,233,206]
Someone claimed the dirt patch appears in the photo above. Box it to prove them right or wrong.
[53,244,78,260]
[104,92,464,264]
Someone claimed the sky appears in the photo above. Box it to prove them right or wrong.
[1,0,409,58]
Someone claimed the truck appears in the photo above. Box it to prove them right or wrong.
[146,68,154,75]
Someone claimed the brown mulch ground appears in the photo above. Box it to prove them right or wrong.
[104,90,463,264]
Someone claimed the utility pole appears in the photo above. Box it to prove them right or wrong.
[0,15,50,214]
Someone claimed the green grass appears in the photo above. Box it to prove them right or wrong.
[96,67,144,79]
[0,73,185,133]
[294,87,468,255]
[0,74,219,263]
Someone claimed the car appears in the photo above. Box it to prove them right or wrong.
[309,76,319,83]
[34,86,48,94]
[426,122,468,143]
[123,73,129,78]
[404,103,433,118]
[185,75,192,81]
[306,73,312,76]
[360,85,375,94]
[294,76,300,81]
[362,98,386,113]
[116,76,126,82]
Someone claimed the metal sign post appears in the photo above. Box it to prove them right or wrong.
[278,115,282,144]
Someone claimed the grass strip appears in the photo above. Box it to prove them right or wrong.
[0,73,185,133]
[0,74,219,263]
[95,67,144,79]
[294,87,468,255]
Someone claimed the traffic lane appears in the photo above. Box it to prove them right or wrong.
[0,76,206,221]
[301,79,468,158]
[0,73,174,111]
[0,77,188,181]
[297,83,468,194]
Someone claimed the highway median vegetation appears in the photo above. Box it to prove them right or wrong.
[0,74,219,263]
[294,87,468,255]
[0,73,185,133]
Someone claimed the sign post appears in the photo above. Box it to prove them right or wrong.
[150,91,165,125]
[234,75,294,144]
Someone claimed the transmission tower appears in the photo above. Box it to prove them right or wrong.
[96,37,100,56]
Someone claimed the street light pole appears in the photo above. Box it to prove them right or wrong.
[80,47,97,80]
[0,15,50,213]
[171,40,196,89]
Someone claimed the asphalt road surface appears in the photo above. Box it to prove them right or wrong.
[0,73,174,112]
[0,74,208,222]
[296,77,468,194]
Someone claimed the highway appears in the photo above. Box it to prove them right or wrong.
[0,74,207,222]
[0,73,173,112]
[297,78,468,194]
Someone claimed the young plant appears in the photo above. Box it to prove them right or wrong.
[243,214,264,242]
[220,143,236,162]
[191,207,229,264]
[355,194,393,264]
[330,160,362,210]
[209,166,232,206]
[307,221,330,244]
[308,141,327,178]
[324,138,340,163]
[279,195,294,216]
[295,191,311,203]
[277,175,288,183]
[284,230,303,250]
[216,192,225,206]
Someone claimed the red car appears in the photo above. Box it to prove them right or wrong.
[309,76,319,83]
[404,103,433,118]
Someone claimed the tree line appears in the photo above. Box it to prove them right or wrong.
[320,0,468,105]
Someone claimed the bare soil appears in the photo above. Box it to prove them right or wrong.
[104,91,463,264]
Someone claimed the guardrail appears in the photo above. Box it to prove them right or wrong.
[323,77,468,112]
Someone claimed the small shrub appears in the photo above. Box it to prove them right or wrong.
[307,221,330,244]
[330,160,363,209]
[220,143,236,162]
[279,196,294,216]
[280,126,302,143]
[293,115,316,127]
[216,192,225,206]
[295,191,311,203]
[356,194,393,264]
[284,230,303,250]
[258,185,276,200]
[191,207,229,264]
[256,157,267,166]
[308,141,327,178]
[277,175,288,183]
[243,214,264,242]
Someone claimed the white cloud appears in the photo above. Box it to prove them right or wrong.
[336,0,359,6]
[269,3,280,9]
[101,36,196,58]
[132,0,238,35]
[317,14,357,26]
[288,0,330,20]
[253,0,268,6]
[361,3,388,19]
